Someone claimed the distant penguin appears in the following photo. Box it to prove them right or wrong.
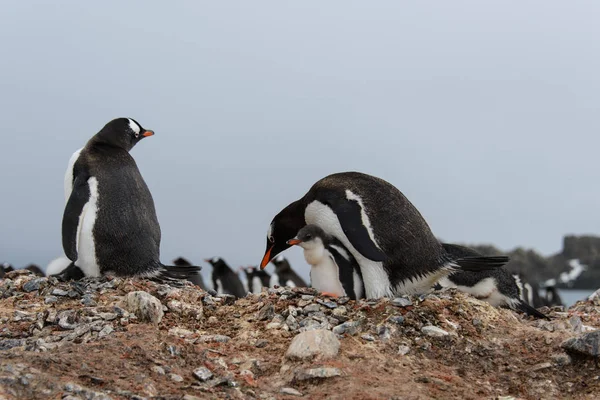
[45,256,72,276]
[288,224,364,299]
[518,273,545,308]
[1,262,14,278]
[205,257,247,298]
[60,117,199,281]
[544,286,564,307]
[241,266,271,294]
[437,243,549,319]
[24,264,45,277]
[260,171,509,299]
[270,256,308,288]
[173,257,207,291]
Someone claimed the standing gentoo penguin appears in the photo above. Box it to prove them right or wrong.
[270,256,308,288]
[260,171,509,299]
[437,243,549,319]
[60,117,199,281]
[205,257,247,298]
[241,266,271,294]
[173,257,207,291]
[288,225,364,299]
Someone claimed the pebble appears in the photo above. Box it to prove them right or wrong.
[22,278,46,292]
[44,296,58,304]
[285,329,340,361]
[98,325,114,339]
[170,373,184,382]
[280,387,303,396]
[255,339,268,348]
[392,297,413,307]
[303,304,321,314]
[332,320,361,336]
[389,315,405,325]
[316,299,337,309]
[286,315,299,331]
[361,334,375,341]
[197,335,231,343]
[294,367,342,381]
[561,330,600,358]
[301,295,315,301]
[193,367,214,382]
[51,288,70,297]
[81,294,97,307]
[124,291,164,324]
[421,325,449,338]
[152,366,166,375]
[258,303,274,321]
[398,345,410,355]
[377,325,392,341]
[332,306,347,317]
[57,310,78,330]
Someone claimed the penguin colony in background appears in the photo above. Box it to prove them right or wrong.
[0,117,559,320]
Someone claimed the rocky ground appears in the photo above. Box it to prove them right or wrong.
[1,270,600,400]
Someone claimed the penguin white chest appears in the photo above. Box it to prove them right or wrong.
[74,177,101,277]
[251,276,263,294]
[309,254,346,297]
[304,199,392,299]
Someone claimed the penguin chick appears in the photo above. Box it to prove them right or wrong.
[288,224,364,299]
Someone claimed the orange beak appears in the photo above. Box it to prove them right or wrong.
[143,130,154,137]
[286,239,302,246]
[260,245,273,269]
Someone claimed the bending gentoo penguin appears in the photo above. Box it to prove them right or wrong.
[173,257,207,291]
[241,266,271,294]
[437,243,549,319]
[260,171,509,299]
[205,257,247,298]
[288,225,364,299]
[270,256,308,288]
[60,117,199,281]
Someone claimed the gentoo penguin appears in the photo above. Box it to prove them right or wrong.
[1,262,14,278]
[437,243,549,319]
[260,171,509,299]
[288,224,364,299]
[544,286,564,307]
[518,273,545,308]
[241,266,271,294]
[24,264,45,277]
[205,257,247,298]
[173,257,207,291]
[60,117,199,281]
[270,256,308,288]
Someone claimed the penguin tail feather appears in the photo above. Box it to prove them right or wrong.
[515,300,551,320]
[454,256,510,271]
[151,264,202,284]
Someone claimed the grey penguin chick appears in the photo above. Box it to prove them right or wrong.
[60,117,200,282]
[437,243,549,319]
[288,224,364,299]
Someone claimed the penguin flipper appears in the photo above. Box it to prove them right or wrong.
[62,172,91,261]
[329,198,387,262]
[515,300,551,320]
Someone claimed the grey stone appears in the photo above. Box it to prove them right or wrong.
[389,315,405,325]
[332,320,361,336]
[561,330,600,358]
[44,296,58,304]
[392,297,413,307]
[57,310,78,330]
[421,325,449,338]
[294,367,342,381]
[378,325,392,341]
[125,291,164,324]
[196,335,231,343]
[398,345,410,355]
[193,367,214,382]
[152,366,166,375]
[22,278,46,292]
[255,339,268,348]
[303,304,321,314]
[52,288,70,296]
[286,315,299,331]
[0,339,25,350]
[98,325,114,338]
[316,299,337,309]
[280,387,303,396]
[170,373,184,382]
[301,295,315,301]
[361,334,375,341]
[81,294,97,306]
[285,329,340,361]
[257,303,274,321]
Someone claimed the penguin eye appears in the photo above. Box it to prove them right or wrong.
[269,235,274,243]
[133,131,140,138]
[305,234,312,240]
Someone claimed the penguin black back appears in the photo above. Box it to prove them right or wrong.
[173,257,207,290]
[206,257,247,298]
[271,256,308,288]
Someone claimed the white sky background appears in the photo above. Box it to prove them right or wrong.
[0,1,599,283]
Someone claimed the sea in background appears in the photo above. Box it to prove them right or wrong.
[558,289,596,308]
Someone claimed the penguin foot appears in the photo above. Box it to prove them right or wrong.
[320,291,340,298]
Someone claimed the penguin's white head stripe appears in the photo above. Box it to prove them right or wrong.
[276,255,284,262]
[212,257,220,263]
[267,224,274,242]
[128,119,141,135]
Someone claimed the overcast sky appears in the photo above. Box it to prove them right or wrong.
[1,1,599,283]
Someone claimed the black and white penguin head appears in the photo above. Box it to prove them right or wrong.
[287,224,328,251]
[173,257,192,266]
[260,200,306,270]
[205,257,232,276]
[95,117,154,151]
